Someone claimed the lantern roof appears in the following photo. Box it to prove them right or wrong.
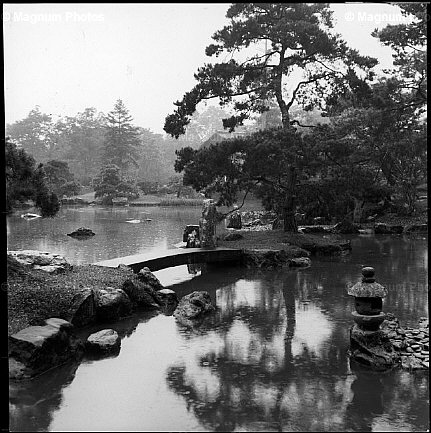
[347,267,388,297]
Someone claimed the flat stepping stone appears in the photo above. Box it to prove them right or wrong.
[86,329,120,354]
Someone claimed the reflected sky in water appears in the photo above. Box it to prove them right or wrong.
[8,209,429,431]
[7,206,203,264]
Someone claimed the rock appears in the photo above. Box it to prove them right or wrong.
[137,267,164,291]
[297,236,351,256]
[7,250,72,274]
[86,329,120,355]
[288,257,312,267]
[349,324,400,371]
[332,220,360,234]
[242,249,290,269]
[9,318,84,380]
[155,289,179,315]
[174,291,215,325]
[121,275,161,310]
[199,199,217,248]
[226,212,242,229]
[401,355,426,370]
[391,340,406,351]
[300,226,329,234]
[67,227,95,238]
[67,288,97,327]
[404,223,428,234]
[95,287,133,321]
[374,223,404,234]
[224,232,244,241]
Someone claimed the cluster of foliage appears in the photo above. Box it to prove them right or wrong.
[164,3,377,137]
[168,2,427,230]
[43,160,81,197]
[92,164,139,205]
[5,138,60,217]
[5,103,205,198]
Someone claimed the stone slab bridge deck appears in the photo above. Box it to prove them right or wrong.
[93,247,243,273]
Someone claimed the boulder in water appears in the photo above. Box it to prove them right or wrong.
[174,291,215,326]
[67,227,95,238]
[86,329,121,355]
[9,318,84,380]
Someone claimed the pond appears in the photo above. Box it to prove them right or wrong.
[7,205,203,265]
[8,207,429,432]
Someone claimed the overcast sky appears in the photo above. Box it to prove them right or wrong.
[3,3,413,134]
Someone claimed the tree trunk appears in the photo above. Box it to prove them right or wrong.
[283,166,298,232]
[353,198,365,224]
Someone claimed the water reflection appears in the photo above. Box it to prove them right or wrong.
[9,361,81,432]
[165,269,355,431]
[8,234,428,431]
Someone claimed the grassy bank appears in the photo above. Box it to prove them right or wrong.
[158,198,204,206]
[217,229,350,253]
[7,257,133,335]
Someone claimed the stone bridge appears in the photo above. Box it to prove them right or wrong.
[93,247,243,273]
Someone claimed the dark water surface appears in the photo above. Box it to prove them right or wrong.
[7,208,429,432]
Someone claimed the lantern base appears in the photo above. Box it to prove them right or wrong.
[349,324,400,371]
[352,311,386,331]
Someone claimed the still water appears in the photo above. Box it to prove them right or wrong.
[7,206,203,265]
[8,207,429,432]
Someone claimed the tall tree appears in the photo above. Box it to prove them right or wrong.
[372,2,427,112]
[55,108,106,185]
[43,160,81,198]
[102,99,141,173]
[164,3,377,136]
[165,3,377,231]
[318,3,428,216]
[5,137,60,217]
[93,164,139,205]
[6,106,57,163]
[175,128,309,231]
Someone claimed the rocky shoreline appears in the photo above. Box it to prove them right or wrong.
[382,314,429,370]
[8,254,216,380]
[8,215,428,380]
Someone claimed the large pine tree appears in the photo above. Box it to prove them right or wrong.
[102,99,141,173]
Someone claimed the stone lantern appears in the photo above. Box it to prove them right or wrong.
[347,266,400,370]
[347,267,388,331]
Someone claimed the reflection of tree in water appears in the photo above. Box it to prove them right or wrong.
[165,238,428,430]
[165,270,357,431]
[9,361,80,432]
[9,310,160,432]
[345,363,429,432]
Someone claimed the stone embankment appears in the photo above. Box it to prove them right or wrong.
[8,252,216,380]
[9,318,84,380]
[382,314,429,370]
